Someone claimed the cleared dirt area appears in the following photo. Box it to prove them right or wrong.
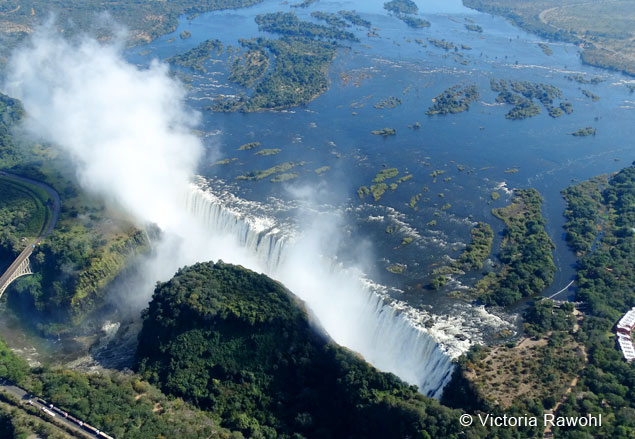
[463,332,586,408]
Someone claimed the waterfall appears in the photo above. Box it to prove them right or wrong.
[185,180,458,398]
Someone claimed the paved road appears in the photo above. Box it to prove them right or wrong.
[0,379,97,439]
[0,171,61,237]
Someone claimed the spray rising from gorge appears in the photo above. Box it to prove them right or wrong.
[3,27,512,397]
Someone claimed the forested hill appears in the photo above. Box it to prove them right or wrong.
[135,261,491,439]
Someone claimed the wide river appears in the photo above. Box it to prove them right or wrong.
[127,0,635,303]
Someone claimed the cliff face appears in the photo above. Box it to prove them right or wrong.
[135,261,467,439]
[7,227,149,331]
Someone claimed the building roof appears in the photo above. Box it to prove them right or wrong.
[618,338,635,361]
[617,307,635,330]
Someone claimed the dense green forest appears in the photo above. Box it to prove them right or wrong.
[135,261,495,439]
[561,174,608,255]
[552,163,635,438]
[0,337,242,439]
[477,189,556,306]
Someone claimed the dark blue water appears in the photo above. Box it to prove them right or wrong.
[128,0,635,307]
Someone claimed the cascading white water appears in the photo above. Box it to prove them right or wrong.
[185,181,456,398]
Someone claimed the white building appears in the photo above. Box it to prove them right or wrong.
[616,307,635,361]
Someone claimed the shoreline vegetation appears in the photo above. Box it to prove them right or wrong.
[0,0,265,59]
[462,0,635,76]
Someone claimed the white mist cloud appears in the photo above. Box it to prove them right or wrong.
[4,25,201,230]
[3,24,265,306]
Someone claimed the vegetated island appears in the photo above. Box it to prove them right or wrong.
[426,84,479,115]
[491,79,572,119]
[581,89,600,101]
[238,141,261,150]
[291,0,319,8]
[570,126,596,137]
[384,0,418,14]
[167,39,224,73]
[452,222,494,271]
[465,23,483,33]
[371,127,396,136]
[311,11,350,28]
[383,0,431,28]
[462,0,635,76]
[431,222,493,284]
[565,74,604,85]
[255,11,358,41]
[209,12,358,112]
[537,42,553,55]
[236,161,305,182]
[476,188,556,306]
[398,15,431,29]
[255,148,281,156]
[228,43,270,88]
[427,38,454,50]
[358,168,411,202]
[338,10,372,28]
[374,96,402,109]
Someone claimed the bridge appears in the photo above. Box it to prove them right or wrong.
[0,171,60,299]
[0,243,35,299]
